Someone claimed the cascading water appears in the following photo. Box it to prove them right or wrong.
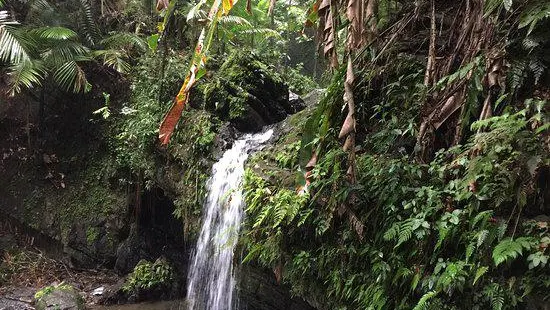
[186,129,274,310]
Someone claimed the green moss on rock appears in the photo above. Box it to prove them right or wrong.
[34,283,84,310]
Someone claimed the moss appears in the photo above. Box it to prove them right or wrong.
[35,283,84,310]
[19,157,126,247]
[34,285,56,301]
[201,51,286,123]
[86,227,100,245]
[219,52,284,87]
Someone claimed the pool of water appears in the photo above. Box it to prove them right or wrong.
[91,300,187,310]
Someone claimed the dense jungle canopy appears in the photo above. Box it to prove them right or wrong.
[0,0,549,309]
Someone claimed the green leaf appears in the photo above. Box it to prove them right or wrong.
[147,34,159,51]
[492,237,533,266]
[473,266,488,285]
[6,59,45,95]
[0,13,32,63]
[33,26,78,40]
[413,291,437,310]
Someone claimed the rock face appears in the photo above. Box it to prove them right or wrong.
[202,52,305,132]
[237,265,315,310]
[0,49,317,309]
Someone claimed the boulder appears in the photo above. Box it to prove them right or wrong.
[237,265,315,310]
[201,52,305,132]
[34,284,84,310]
[288,91,306,113]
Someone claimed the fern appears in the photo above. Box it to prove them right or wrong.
[472,266,488,285]
[396,218,416,247]
[253,203,272,228]
[219,15,252,27]
[52,60,90,93]
[483,283,505,310]
[492,237,534,266]
[413,291,438,310]
[93,49,131,73]
[76,0,99,46]
[31,26,78,40]
[383,223,399,241]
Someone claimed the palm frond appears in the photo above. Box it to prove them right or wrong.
[52,60,89,93]
[25,0,57,25]
[41,40,90,64]
[219,15,253,27]
[100,32,148,52]
[186,0,208,22]
[0,11,33,63]
[6,59,45,96]
[32,26,79,40]
[76,0,99,46]
[93,49,131,74]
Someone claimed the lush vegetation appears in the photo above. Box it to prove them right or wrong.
[123,258,174,294]
[1,0,549,308]
[240,0,550,309]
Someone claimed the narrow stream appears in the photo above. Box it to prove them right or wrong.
[186,129,274,310]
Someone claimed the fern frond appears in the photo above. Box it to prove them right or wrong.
[383,223,399,241]
[413,291,438,310]
[492,237,534,266]
[473,266,488,285]
[76,0,99,46]
[529,58,546,85]
[253,204,272,228]
[483,283,504,310]
[477,229,489,247]
[42,40,90,64]
[273,203,287,228]
[396,218,415,247]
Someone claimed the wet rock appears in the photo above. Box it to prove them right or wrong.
[95,279,126,305]
[114,224,147,275]
[202,52,305,133]
[0,287,34,310]
[34,284,84,310]
[237,265,315,310]
[288,91,306,114]
[213,122,240,158]
[301,89,325,107]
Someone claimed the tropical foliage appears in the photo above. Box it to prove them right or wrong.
[0,0,145,95]
[241,0,550,309]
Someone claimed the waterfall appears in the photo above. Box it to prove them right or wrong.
[186,129,274,310]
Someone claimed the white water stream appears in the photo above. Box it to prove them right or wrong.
[186,129,274,310]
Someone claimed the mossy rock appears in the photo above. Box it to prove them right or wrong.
[34,283,84,310]
[201,51,304,132]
